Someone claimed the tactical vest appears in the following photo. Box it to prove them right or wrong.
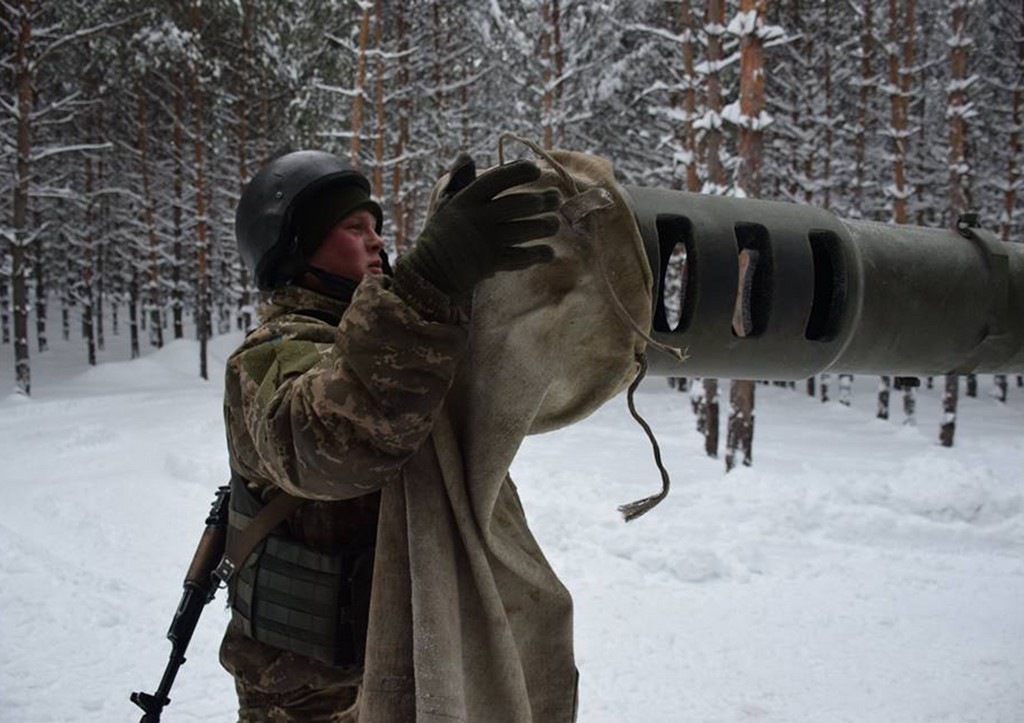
[226,474,375,668]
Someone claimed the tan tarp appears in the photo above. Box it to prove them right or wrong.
[359,151,653,722]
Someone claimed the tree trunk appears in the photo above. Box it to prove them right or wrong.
[899,379,916,425]
[351,0,373,168]
[704,0,727,193]
[939,375,958,447]
[821,0,834,211]
[995,374,1007,403]
[429,2,449,174]
[1,243,8,346]
[943,0,970,446]
[1001,11,1023,243]
[786,0,803,202]
[726,379,754,470]
[801,9,816,207]
[887,0,911,225]
[391,3,410,254]
[31,202,46,352]
[838,374,852,406]
[11,0,34,394]
[727,0,765,472]
[33,215,46,353]
[948,0,969,215]
[884,0,915,428]
[853,0,874,216]
[678,1,700,191]
[991,15,1015,389]
[172,77,186,340]
[129,275,140,360]
[137,84,163,349]
[541,0,563,149]
[372,0,386,200]
[807,376,815,397]
[235,0,254,331]
[704,378,719,458]
[191,1,209,380]
[83,151,97,368]
[94,108,106,353]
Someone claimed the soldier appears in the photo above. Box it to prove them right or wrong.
[223,150,560,722]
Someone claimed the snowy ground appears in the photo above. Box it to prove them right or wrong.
[1,321,1022,723]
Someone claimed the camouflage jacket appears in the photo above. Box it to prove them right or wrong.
[223,266,467,550]
[220,266,469,691]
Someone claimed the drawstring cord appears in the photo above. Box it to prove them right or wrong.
[620,355,672,521]
[498,132,682,521]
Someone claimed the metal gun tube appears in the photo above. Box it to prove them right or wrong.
[624,186,1024,379]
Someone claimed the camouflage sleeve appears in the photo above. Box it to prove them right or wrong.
[233,268,468,501]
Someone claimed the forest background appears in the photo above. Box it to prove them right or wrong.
[2,0,1022,458]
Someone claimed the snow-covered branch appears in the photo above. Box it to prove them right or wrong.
[30,143,112,163]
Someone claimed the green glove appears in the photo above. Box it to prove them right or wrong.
[401,157,560,298]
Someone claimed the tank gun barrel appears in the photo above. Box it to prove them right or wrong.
[624,186,1024,379]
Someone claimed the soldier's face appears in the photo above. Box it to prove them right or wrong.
[308,209,384,282]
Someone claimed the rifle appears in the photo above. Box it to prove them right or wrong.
[131,485,230,722]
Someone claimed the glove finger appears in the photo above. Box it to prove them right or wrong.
[495,244,556,272]
[487,190,561,223]
[494,215,561,245]
[459,160,543,204]
[443,152,477,198]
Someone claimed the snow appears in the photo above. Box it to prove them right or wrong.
[1,319,1023,722]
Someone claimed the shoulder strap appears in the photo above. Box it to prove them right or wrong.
[213,481,305,585]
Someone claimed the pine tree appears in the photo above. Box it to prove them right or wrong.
[941,0,976,447]
[725,0,779,471]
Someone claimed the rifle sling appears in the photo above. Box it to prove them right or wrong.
[214,489,305,585]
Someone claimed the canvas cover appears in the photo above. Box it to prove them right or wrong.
[358,148,655,722]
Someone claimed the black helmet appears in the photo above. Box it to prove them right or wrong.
[236,150,382,290]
